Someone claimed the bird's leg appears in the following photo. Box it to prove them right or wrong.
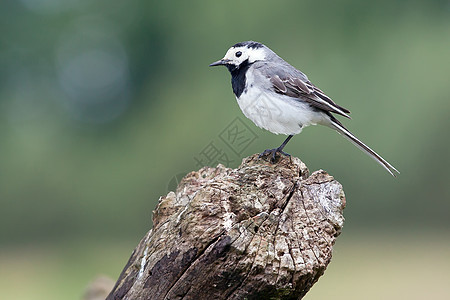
[259,135,293,163]
[277,135,293,154]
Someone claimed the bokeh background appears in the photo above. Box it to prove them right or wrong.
[1,0,449,299]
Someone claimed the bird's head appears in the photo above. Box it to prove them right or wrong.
[209,41,267,72]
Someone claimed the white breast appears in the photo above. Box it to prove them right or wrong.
[236,71,329,135]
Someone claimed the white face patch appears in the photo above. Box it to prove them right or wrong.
[221,46,266,66]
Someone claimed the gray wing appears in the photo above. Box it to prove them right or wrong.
[257,61,351,118]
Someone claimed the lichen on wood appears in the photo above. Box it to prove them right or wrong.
[107,154,346,300]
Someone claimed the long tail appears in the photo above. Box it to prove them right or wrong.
[329,117,400,177]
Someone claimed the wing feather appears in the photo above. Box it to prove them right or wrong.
[270,75,287,93]
[270,74,351,119]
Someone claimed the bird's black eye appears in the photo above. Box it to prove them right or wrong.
[235,51,242,58]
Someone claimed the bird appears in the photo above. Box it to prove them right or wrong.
[209,41,399,176]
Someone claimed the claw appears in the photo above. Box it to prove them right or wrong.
[259,147,291,163]
[259,135,294,163]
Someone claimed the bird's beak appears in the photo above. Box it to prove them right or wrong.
[209,59,229,67]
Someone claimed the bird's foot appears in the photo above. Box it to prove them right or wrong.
[258,147,291,163]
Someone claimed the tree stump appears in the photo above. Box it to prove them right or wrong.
[107,154,346,300]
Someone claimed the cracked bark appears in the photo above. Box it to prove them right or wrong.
[107,154,346,300]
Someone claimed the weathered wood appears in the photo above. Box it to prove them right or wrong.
[107,154,345,300]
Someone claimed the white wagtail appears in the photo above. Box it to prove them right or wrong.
[210,41,399,176]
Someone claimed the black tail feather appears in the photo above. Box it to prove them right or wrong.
[329,117,399,177]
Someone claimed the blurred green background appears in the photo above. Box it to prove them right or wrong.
[1,0,449,299]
